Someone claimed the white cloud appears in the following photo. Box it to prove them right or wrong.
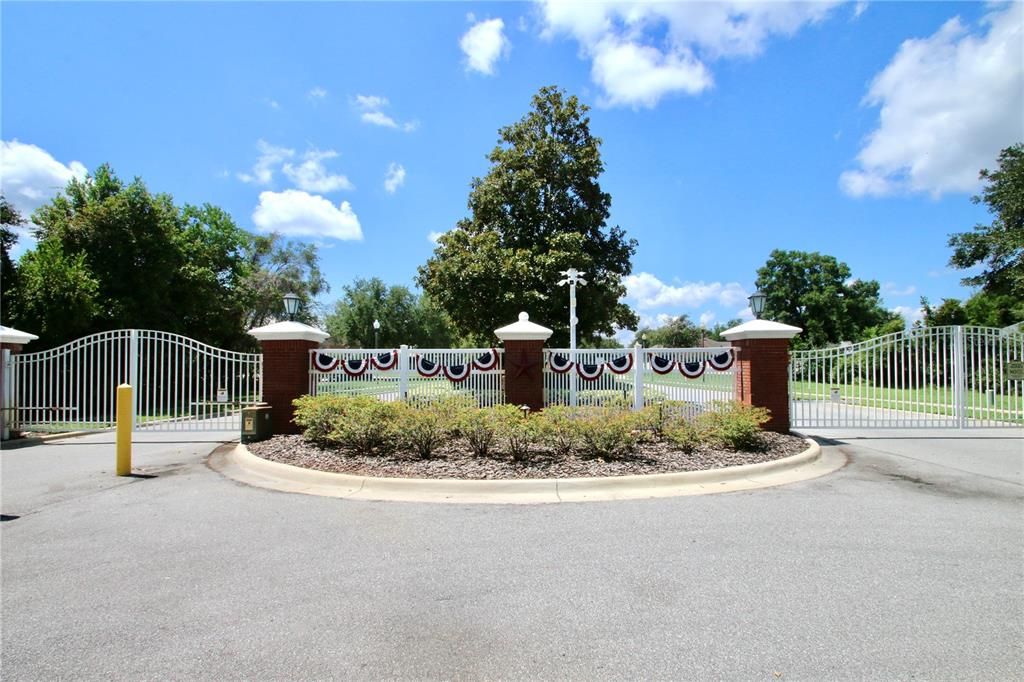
[428,230,447,244]
[266,99,280,110]
[853,2,869,19]
[840,5,1024,198]
[882,282,917,297]
[238,139,295,185]
[891,305,924,326]
[384,163,406,194]
[538,0,839,108]
[460,18,510,75]
[623,272,748,310]
[308,86,327,99]
[699,311,716,327]
[591,38,712,107]
[252,190,362,241]
[282,149,353,193]
[0,140,88,219]
[353,94,418,132]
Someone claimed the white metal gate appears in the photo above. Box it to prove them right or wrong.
[790,325,1024,429]
[5,329,262,434]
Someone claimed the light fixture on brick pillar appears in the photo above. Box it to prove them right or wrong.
[373,319,380,349]
[248,313,329,435]
[748,290,767,319]
[722,318,802,433]
[283,292,300,321]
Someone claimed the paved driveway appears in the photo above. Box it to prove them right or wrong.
[2,428,1021,680]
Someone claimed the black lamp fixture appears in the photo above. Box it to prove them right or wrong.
[748,290,767,319]
[283,292,301,321]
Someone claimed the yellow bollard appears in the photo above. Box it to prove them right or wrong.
[116,383,132,476]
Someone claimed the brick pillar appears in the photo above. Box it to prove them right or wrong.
[495,312,552,412]
[722,320,802,434]
[249,321,329,435]
[0,326,39,440]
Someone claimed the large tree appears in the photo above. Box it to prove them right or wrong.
[756,250,899,348]
[325,278,454,348]
[417,86,638,346]
[632,314,703,348]
[948,143,1023,301]
[1,196,23,325]
[10,164,326,349]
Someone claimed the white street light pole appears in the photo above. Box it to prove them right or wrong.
[558,268,587,407]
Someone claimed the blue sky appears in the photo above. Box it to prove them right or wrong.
[2,1,1022,340]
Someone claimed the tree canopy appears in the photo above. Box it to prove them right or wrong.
[417,86,638,346]
[3,164,326,349]
[920,291,1023,328]
[756,249,900,348]
[1,196,24,326]
[948,143,1023,302]
[324,278,455,349]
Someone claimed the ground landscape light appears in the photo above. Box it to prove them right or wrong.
[283,292,300,321]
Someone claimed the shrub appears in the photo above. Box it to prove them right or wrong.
[491,404,538,462]
[398,402,450,459]
[697,402,771,451]
[459,407,504,458]
[575,408,640,460]
[637,401,700,439]
[293,394,352,443]
[664,421,701,454]
[325,396,403,455]
[577,390,633,409]
[534,405,581,459]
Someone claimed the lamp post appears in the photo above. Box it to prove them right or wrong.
[557,268,587,407]
[748,290,767,320]
[283,293,301,321]
[373,319,380,349]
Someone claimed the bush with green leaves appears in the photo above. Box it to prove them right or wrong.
[293,394,352,443]
[534,405,581,458]
[696,402,771,451]
[574,407,640,460]
[489,404,538,462]
[459,407,504,457]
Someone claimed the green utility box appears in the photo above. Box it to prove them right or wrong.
[241,404,273,444]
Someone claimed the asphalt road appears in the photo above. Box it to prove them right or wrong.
[2,427,1022,680]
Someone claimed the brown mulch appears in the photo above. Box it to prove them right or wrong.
[246,432,810,480]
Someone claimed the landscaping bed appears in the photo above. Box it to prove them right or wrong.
[248,431,808,480]
[246,395,809,480]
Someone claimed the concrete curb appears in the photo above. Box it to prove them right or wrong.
[210,438,845,504]
[1,429,111,450]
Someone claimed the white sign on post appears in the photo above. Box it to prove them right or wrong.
[216,388,229,403]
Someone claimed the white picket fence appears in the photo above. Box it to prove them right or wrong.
[543,346,738,411]
[309,346,505,407]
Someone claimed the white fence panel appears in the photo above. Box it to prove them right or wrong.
[543,346,737,412]
[309,347,504,407]
[789,325,1023,429]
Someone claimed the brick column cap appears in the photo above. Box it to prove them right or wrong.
[248,320,329,343]
[0,325,38,345]
[722,319,802,341]
[494,312,553,342]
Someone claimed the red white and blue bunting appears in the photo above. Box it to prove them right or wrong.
[577,363,605,381]
[313,352,340,373]
[472,348,499,371]
[548,353,574,374]
[340,357,370,377]
[442,364,472,382]
[606,354,633,375]
[371,350,398,370]
[415,355,442,378]
[646,348,735,377]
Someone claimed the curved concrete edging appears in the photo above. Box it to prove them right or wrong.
[209,438,845,504]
